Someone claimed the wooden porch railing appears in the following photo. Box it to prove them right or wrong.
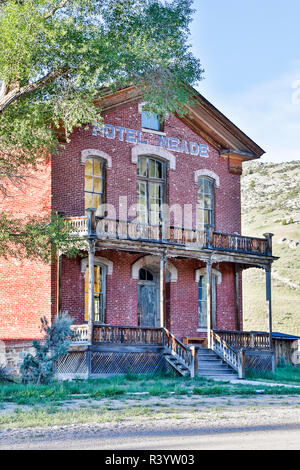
[66,216,271,257]
[70,324,193,374]
[93,324,164,345]
[70,324,89,343]
[214,330,271,349]
[211,331,245,379]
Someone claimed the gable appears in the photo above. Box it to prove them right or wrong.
[97,86,265,175]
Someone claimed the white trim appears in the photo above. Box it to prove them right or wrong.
[138,102,145,114]
[194,267,222,284]
[194,169,220,187]
[131,255,178,282]
[81,149,112,169]
[80,256,113,275]
[141,128,167,137]
[131,144,176,170]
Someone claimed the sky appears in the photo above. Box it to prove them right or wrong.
[189,0,300,163]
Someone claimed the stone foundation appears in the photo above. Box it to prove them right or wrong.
[0,340,35,377]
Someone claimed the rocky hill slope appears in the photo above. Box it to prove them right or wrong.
[241,161,300,335]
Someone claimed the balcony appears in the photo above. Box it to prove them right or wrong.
[66,215,273,258]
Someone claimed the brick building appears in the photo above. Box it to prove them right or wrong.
[0,86,277,377]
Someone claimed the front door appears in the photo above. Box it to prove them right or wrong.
[137,268,159,327]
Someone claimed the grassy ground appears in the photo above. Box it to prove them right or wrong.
[242,269,300,333]
[1,373,300,429]
[1,373,300,407]
[241,161,300,336]
[246,365,300,386]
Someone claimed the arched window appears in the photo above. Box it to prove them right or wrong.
[84,264,106,323]
[85,157,105,216]
[137,156,166,225]
[139,268,154,281]
[197,177,215,230]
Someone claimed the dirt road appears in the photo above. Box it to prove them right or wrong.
[0,396,300,450]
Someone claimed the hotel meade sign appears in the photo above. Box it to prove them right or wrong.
[92,124,209,157]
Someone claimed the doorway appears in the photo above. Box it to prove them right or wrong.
[137,268,160,327]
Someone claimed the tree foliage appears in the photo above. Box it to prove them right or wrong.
[0,212,81,261]
[21,313,76,384]
[0,0,203,260]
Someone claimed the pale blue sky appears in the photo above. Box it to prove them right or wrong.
[190,0,300,162]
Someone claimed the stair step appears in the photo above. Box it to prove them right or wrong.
[197,354,219,359]
[198,359,223,364]
[206,376,237,381]
[198,369,237,375]
[198,367,232,374]
[198,349,216,355]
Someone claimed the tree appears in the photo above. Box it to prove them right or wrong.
[21,313,76,384]
[0,0,203,260]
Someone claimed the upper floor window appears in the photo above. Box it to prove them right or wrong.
[197,177,215,230]
[85,157,105,216]
[137,156,166,226]
[141,110,163,132]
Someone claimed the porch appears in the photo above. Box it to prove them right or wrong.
[57,210,278,380]
[60,324,276,380]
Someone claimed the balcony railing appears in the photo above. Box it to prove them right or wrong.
[66,216,272,257]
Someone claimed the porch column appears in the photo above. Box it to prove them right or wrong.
[206,260,213,348]
[234,264,241,330]
[160,251,167,328]
[86,208,97,345]
[56,250,62,316]
[265,264,273,349]
[87,239,96,344]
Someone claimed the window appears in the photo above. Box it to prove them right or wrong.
[137,156,166,225]
[197,177,215,230]
[141,110,162,131]
[198,274,216,328]
[84,265,106,323]
[139,268,154,281]
[85,157,105,216]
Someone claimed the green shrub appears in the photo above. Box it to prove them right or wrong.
[21,313,75,385]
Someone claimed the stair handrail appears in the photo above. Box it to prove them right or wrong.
[162,327,193,374]
[211,330,245,379]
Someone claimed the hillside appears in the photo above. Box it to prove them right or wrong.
[241,161,300,335]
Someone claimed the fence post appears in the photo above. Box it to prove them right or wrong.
[190,346,198,378]
[271,351,275,373]
[238,349,245,379]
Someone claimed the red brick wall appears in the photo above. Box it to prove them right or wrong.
[0,161,52,340]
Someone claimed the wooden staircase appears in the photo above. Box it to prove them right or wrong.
[163,351,191,376]
[197,348,238,380]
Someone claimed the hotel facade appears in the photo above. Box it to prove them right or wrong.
[0,86,279,378]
